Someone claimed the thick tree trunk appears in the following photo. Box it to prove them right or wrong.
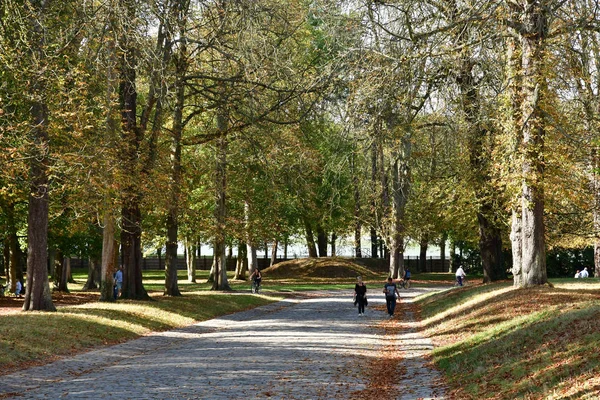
[23,2,54,311]
[439,232,447,275]
[449,239,456,272]
[83,257,101,290]
[511,0,548,287]
[304,218,318,257]
[370,228,378,258]
[316,226,327,257]
[100,211,119,302]
[56,254,69,293]
[247,243,258,277]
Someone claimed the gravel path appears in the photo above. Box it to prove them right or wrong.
[0,287,447,399]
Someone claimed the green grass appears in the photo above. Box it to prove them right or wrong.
[419,280,600,399]
[0,288,278,372]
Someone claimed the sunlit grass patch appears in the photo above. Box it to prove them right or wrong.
[0,292,278,374]
[419,282,600,399]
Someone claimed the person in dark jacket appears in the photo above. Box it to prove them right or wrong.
[354,276,367,316]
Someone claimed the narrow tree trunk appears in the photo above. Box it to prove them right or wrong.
[270,241,278,267]
[331,233,337,257]
[352,153,362,258]
[185,240,197,283]
[419,237,428,273]
[594,146,600,277]
[234,243,247,280]
[163,40,185,296]
[449,239,456,272]
[211,129,230,291]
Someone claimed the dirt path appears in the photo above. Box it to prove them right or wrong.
[0,288,447,399]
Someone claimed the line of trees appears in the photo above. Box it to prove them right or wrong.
[1,0,599,310]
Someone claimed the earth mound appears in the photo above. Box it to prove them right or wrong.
[262,257,379,279]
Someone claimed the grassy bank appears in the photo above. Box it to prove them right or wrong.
[418,279,600,399]
[0,289,279,375]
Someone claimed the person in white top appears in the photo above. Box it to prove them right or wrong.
[455,266,466,286]
[580,267,589,278]
[574,270,581,278]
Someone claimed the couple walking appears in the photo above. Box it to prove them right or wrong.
[353,276,401,318]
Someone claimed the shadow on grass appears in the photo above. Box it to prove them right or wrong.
[423,284,600,399]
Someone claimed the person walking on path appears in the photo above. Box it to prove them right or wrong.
[455,265,466,286]
[354,276,367,316]
[383,277,400,317]
[402,267,412,289]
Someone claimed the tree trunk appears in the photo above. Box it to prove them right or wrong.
[234,243,247,280]
[211,128,230,291]
[449,239,456,272]
[316,226,327,257]
[331,233,337,257]
[511,0,548,287]
[164,46,185,296]
[439,232,447,274]
[22,0,54,311]
[100,210,118,302]
[594,146,600,277]
[83,257,101,290]
[370,228,378,258]
[419,237,428,273]
[56,255,70,293]
[207,257,216,283]
[185,240,197,283]
[351,153,362,258]
[304,218,318,257]
[270,241,278,267]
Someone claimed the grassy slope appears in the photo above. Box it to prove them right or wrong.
[418,279,600,399]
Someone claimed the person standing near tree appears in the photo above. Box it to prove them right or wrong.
[354,276,367,316]
[114,265,123,300]
[383,277,400,317]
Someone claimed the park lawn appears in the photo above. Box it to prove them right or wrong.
[418,279,600,399]
[0,291,279,375]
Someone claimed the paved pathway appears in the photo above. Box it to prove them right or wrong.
[0,288,447,399]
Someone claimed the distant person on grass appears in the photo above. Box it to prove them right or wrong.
[455,265,466,286]
[383,277,400,318]
[114,265,123,300]
[574,270,581,278]
[580,267,589,278]
[354,276,367,316]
